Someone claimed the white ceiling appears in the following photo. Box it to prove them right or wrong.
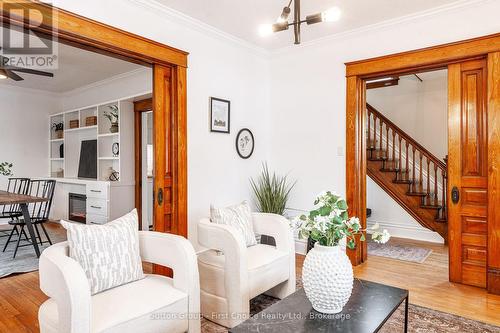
[155,0,464,49]
[1,41,145,93]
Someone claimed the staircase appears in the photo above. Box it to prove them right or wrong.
[366,104,448,240]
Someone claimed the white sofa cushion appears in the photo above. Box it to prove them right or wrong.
[61,209,144,295]
[39,274,189,333]
[210,201,257,247]
[198,244,289,299]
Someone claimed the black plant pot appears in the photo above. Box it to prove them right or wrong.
[307,237,316,253]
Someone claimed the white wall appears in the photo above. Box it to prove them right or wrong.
[49,0,500,246]
[367,72,448,159]
[267,0,500,222]
[53,0,270,249]
[0,85,59,215]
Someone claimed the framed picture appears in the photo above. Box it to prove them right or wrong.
[210,97,230,133]
[236,128,255,159]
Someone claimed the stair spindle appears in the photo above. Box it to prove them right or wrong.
[368,110,371,148]
[426,158,431,204]
[379,118,383,157]
[412,147,416,192]
[419,152,423,192]
[398,136,402,177]
[385,124,389,160]
[434,164,438,204]
[392,130,396,169]
[405,141,409,181]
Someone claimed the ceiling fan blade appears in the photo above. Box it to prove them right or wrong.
[9,67,54,77]
[4,70,24,81]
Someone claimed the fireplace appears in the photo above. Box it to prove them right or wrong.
[69,193,86,223]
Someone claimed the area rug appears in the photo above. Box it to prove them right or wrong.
[0,228,66,278]
[201,286,500,333]
[367,240,433,263]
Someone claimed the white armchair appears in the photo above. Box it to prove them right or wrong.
[197,213,296,328]
[38,231,200,333]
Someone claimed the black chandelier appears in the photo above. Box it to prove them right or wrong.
[259,0,341,45]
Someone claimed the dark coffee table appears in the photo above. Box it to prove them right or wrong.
[231,279,409,333]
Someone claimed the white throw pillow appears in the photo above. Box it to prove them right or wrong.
[210,201,257,247]
[61,209,144,295]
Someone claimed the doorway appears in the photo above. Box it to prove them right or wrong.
[345,34,500,295]
[134,98,154,231]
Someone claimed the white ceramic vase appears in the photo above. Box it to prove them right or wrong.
[302,242,354,314]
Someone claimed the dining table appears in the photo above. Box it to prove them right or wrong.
[0,190,48,257]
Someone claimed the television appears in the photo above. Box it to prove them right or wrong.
[78,140,97,179]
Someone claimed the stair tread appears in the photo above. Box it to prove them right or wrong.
[406,191,428,197]
[435,217,448,223]
[393,179,412,184]
[420,204,442,210]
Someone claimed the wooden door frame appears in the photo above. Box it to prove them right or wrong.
[0,1,188,237]
[134,98,153,231]
[345,33,500,295]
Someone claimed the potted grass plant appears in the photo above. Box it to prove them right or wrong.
[250,163,295,244]
[104,105,119,133]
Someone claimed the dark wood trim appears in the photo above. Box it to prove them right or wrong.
[346,32,500,295]
[487,52,500,294]
[0,1,188,67]
[134,98,153,231]
[345,32,500,77]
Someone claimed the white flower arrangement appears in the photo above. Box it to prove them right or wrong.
[292,191,390,249]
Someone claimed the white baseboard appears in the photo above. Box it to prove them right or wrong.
[295,238,307,255]
[367,219,444,243]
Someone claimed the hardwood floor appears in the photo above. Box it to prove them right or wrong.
[351,237,500,327]
[1,227,499,332]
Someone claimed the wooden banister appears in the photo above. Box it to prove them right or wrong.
[366,103,448,222]
[367,104,446,170]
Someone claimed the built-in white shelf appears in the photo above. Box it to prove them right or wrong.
[48,98,135,182]
[64,125,98,133]
[98,132,120,138]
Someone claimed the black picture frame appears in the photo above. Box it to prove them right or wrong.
[235,128,255,159]
[210,97,230,133]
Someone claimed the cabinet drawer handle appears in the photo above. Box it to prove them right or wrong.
[90,190,101,193]
[90,205,102,209]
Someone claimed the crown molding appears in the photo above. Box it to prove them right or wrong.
[270,0,490,54]
[61,68,149,97]
[126,0,270,57]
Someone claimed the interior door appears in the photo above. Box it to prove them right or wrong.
[153,65,174,234]
[152,65,174,275]
[448,59,488,288]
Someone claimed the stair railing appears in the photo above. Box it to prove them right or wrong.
[366,104,447,220]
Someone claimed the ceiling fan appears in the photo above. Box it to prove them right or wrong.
[0,53,54,81]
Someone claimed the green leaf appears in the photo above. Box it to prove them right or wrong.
[360,233,366,241]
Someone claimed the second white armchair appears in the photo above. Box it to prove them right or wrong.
[197,213,296,328]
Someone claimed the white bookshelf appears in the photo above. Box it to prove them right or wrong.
[48,99,134,182]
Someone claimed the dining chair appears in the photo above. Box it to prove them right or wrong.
[3,179,56,258]
[0,178,30,239]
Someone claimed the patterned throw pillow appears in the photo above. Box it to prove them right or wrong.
[61,209,144,295]
[210,201,257,247]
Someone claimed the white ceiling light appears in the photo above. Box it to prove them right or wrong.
[321,7,342,22]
